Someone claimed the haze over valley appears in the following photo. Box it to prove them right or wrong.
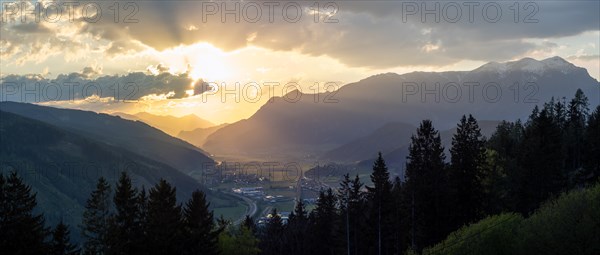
[1,1,599,254]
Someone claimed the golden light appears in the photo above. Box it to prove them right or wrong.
[188,44,231,82]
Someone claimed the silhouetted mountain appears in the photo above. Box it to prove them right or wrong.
[205,57,599,160]
[0,102,215,174]
[112,112,141,121]
[321,122,416,162]
[0,111,205,242]
[113,112,214,136]
[177,123,229,148]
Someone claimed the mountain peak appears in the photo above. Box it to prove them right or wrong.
[542,56,568,62]
[475,61,508,73]
[541,56,575,69]
[476,56,578,75]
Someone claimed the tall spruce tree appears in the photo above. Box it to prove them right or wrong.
[146,179,182,255]
[133,187,148,255]
[366,153,394,255]
[0,172,49,255]
[486,120,524,212]
[50,221,80,255]
[391,176,408,254]
[350,174,369,254]
[81,177,112,255]
[337,174,368,255]
[182,189,219,255]
[565,89,589,184]
[286,199,309,255]
[337,174,353,255]
[404,120,450,251]
[583,105,600,183]
[448,115,487,228]
[109,172,140,255]
[309,188,338,255]
[515,104,564,214]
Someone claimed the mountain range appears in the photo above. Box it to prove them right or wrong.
[0,56,597,239]
[204,57,599,162]
[0,110,211,242]
[0,102,215,174]
[177,123,230,148]
[113,112,215,136]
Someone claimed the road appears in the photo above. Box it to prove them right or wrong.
[226,192,258,225]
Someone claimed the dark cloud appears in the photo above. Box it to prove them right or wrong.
[0,72,205,103]
[81,66,102,78]
[1,1,598,68]
[192,80,212,96]
[11,23,52,34]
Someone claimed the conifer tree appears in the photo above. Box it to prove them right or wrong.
[515,104,564,214]
[349,174,369,254]
[391,176,408,254]
[486,120,524,212]
[287,199,309,255]
[337,174,353,255]
[50,221,80,255]
[565,89,589,182]
[448,115,487,227]
[133,187,148,255]
[0,172,49,254]
[146,179,182,255]
[109,172,140,255]
[337,174,368,255]
[404,120,450,251]
[81,177,112,255]
[583,105,600,183]
[182,189,219,255]
[366,153,394,255]
[309,189,338,255]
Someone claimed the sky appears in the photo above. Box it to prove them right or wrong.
[1,0,599,124]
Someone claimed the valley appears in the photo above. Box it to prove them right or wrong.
[2,2,599,253]
[8,58,593,225]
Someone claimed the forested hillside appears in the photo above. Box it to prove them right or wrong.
[1,90,598,254]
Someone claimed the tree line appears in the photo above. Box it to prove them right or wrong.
[0,171,221,255]
[1,89,598,254]
[255,89,599,254]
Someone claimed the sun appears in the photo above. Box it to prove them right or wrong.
[188,44,231,82]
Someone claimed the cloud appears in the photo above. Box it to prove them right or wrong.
[567,54,600,61]
[0,1,598,69]
[192,80,212,96]
[81,66,102,78]
[146,63,171,75]
[0,71,209,103]
[11,23,52,34]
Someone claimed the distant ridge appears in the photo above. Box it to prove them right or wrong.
[0,110,206,242]
[205,57,599,160]
[0,102,215,174]
[113,111,214,136]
